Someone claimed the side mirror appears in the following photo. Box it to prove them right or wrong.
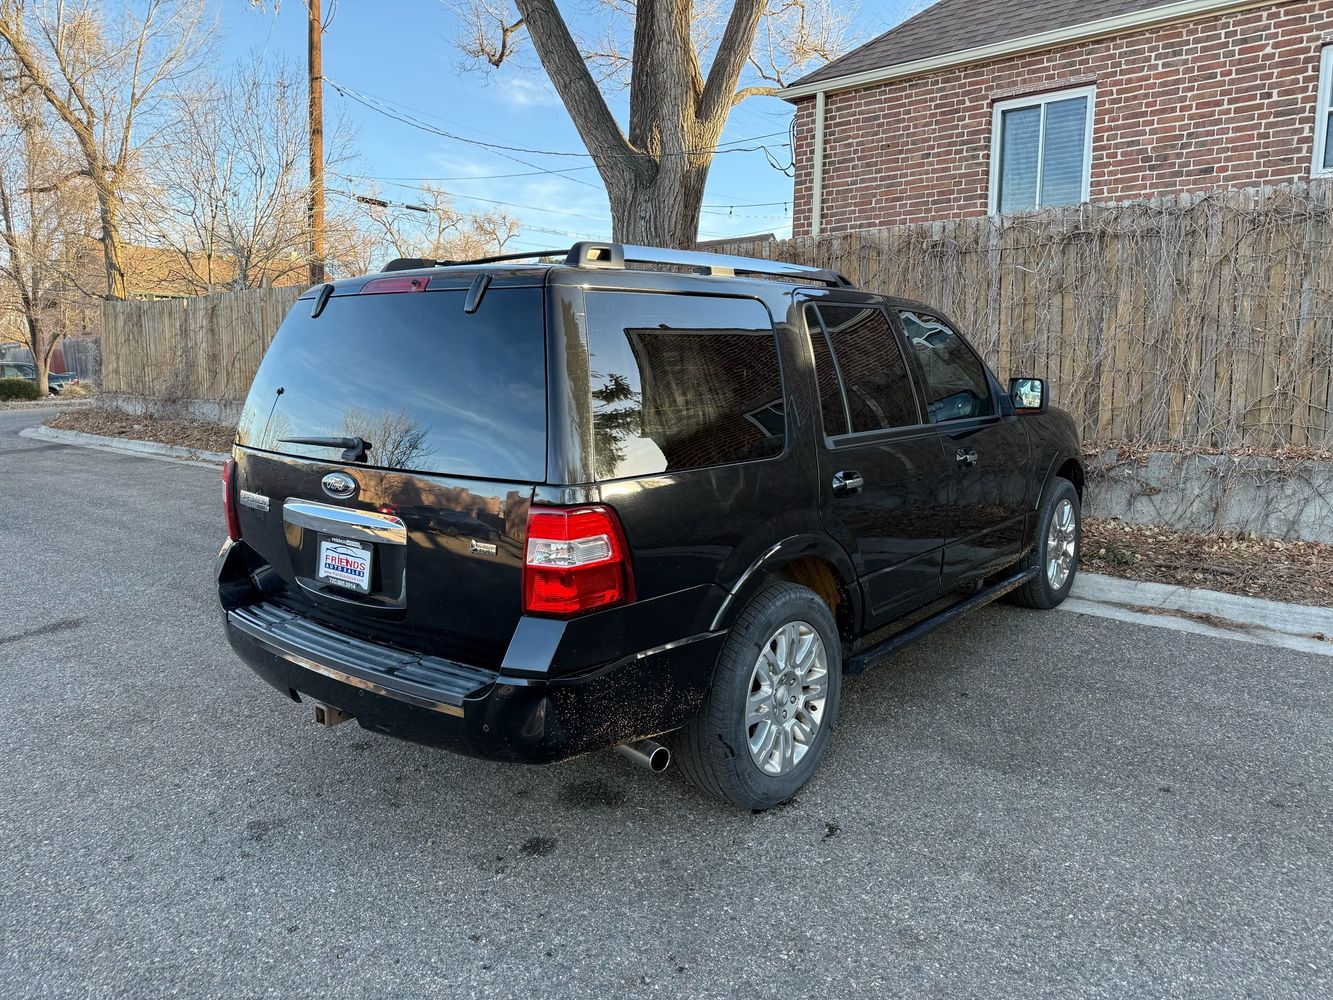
[1009,377,1047,414]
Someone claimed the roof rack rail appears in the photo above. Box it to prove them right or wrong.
[381,248,567,272]
[380,242,853,288]
[566,241,853,288]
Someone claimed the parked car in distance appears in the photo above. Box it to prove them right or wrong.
[0,361,80,394]
[217,242,1084,810]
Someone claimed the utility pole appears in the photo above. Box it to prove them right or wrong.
[307,0,325,285]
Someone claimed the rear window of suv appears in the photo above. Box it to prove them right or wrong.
[584,291,784,481]
[237,286,546,481]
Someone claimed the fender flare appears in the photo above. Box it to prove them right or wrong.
[1036,451,1085,508]
[709,533,861,636]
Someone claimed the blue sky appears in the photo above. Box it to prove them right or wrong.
[216,1,918,252]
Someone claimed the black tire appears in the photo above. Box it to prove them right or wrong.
[1008,477,1081,609]
[670,582,842,810]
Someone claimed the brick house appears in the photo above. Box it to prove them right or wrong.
[783,0,1333,235]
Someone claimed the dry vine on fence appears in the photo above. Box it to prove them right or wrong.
[723,182,1333,454]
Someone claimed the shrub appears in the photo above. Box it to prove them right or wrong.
[0,377,40,401]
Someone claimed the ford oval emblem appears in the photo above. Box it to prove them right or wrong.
[321,472,358,500]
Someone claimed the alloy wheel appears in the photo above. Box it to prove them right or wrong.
[1046,498,1077,590]
[745,621,828,776]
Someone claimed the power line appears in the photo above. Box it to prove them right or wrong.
[336,170,792,219]
[341,165,599,183]
[329,171,610,223]
[326,78,790,161]
[329,187,606,240]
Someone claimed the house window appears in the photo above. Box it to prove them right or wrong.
[990,86,1096,214]
[1315,46,1333,178]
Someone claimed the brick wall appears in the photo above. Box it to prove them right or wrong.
[793,0,1332,234]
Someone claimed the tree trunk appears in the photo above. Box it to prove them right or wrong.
[100,197,128,300]
[26,318,48,397]
[607,161,709,248]
[33,350,49,397]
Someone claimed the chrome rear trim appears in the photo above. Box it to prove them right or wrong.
[282,499,408,545]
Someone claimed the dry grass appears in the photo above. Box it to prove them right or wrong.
[46,406,234,453]
[1082,517,1333,607]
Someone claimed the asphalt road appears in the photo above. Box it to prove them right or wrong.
[1,407,1330,1000]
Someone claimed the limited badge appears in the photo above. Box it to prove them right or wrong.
[469,539,498,556]
[239,490,270,512]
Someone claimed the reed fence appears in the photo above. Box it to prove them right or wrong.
[715,182,1333,451]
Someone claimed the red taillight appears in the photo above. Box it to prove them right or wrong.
[523,505,633,616]
[222,459,242,542]
[359,275,430,295]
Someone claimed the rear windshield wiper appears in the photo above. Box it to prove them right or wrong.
[279,436,372,463]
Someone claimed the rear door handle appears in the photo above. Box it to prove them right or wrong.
[832,470,865,497]
[956,448,978,469]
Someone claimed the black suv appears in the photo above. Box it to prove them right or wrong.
[218,242,1083,809]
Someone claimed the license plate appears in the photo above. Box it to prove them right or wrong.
[317,537,373,594]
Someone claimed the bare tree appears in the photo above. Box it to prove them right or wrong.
[356,184,520,269]
[453,0,846,247]
[0,70,97,395]
[143,54,362,293]
[0,0,210,300]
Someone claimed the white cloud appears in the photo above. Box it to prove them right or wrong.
[496,75,563,109]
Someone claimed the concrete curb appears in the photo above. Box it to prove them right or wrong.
[19,424,230,466]
[0,398,93,411]
[1066,572,1333,658]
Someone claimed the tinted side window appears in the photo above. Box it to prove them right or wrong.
[803,305,849,437]
[584,291,784,480]
[815,304,919,433]
[898,311,995,423]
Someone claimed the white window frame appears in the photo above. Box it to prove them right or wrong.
[988,85,1097,215]
[1314,45,1333,179]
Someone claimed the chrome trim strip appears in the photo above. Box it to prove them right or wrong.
[282,499,407,545]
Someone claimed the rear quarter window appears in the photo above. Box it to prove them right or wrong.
[237,286,546,481]
[584,291,784,481]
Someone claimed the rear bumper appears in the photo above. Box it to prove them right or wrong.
[223,600,725,764]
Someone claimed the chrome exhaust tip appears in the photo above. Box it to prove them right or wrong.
[615,739,671,773]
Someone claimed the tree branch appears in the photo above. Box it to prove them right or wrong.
[512,0,634,167]
[698,0,765,125]
[731,83,780,105]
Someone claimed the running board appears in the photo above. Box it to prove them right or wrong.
[845,568,1038,676]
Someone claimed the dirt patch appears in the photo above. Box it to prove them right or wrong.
[1123,604,1255,632]
[45,407,234,453]
[1082,518,1333,607]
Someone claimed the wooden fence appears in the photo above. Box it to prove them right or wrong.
[715,182,1333,451]
[101,286,302,418]
[102,182,1333,449]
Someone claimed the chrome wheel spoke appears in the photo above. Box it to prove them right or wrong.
[792,715,816,744]
[757,646,779,684]
[746,690,771,725]
[750,719,776,759]
[793,629,818,671]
